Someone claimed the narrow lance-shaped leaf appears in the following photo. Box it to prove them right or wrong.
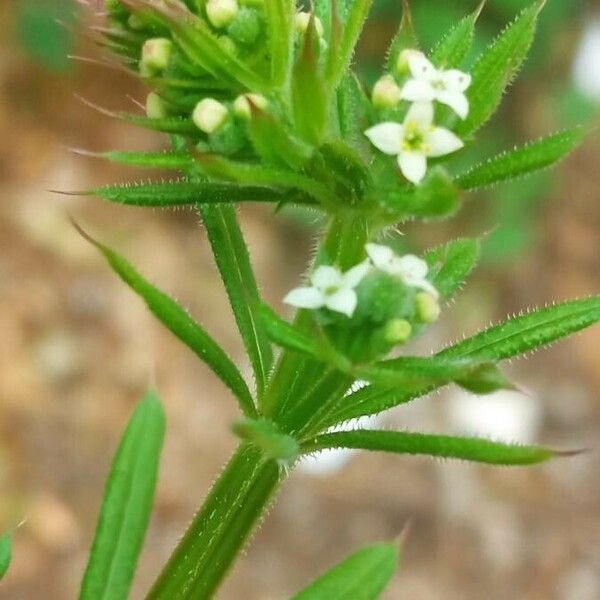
[265,0,295,87]
[291,542,398,600]
[424,237,481,299]
[457,1,545,137]
[430,0,484,68]
[0,534,11,581]
[324,296,600,426]
[456,128,585,190]
[75,223,257,417]
[80,391,165,600]
[301,430,564,466]
[259,303,321,357]
[198,204,274,399]
[77,149,195,171]
[386,0,419,73]
[326,0,374,87]
[292,16,329,145]
[87,180,291,208]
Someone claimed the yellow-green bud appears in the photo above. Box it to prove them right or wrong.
[294,12,324,37]
[145,92,168,119]
[383,319,412,344]
[141,38,173,73]
[396,48,423,75]
[217,35,238,55]
[127,14,145,30]
[192,98,229,133]
[415,292,441,324]
[206,0,239,28]
[233,93,268,119]
[372,75,401,108]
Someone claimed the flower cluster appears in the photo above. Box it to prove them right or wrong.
[285,243,439,319]
[365,49,471,184]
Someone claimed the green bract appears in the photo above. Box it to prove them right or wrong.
[52,0,598,598]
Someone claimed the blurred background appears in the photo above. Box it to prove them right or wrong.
[1,0,599,598]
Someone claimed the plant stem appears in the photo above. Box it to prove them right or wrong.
[147,444,281,599]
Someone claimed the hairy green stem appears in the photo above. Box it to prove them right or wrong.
[147,444,281,599]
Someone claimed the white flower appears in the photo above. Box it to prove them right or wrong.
[366,243,439,298]
[364,102,464,184]
[283,262,370,317]
[400,50,472,119]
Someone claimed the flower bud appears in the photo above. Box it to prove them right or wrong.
[383,318,412,344]
[233,93,268,119]
[217,35,238,55]
[227,7,261,46]
[294,12,324,38]
[192,98,229,133]
[396,48,424,75]
[141,38,173,73]
[127,14,145,30]
[145,92,168,119]
[415,292,441,324]
[206,0,239,29]
[372,74,401,108]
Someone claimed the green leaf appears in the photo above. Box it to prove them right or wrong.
[336,72,371,155]
[324,296,600,426]
[147,444,280,600]
[359,356,489,388]
[198,204,273,399]
[424,237,481,298]
[457,1,545,137]
[326,0,374,87]
[292,18,329,145]
[456,128,585,190]
[247,108,313,170]
[259,303,320,356]
[430,1,483,68]
[80,391,165,600]
[77,224,257,416]
[265,0,294,86]
[455,363,517,394]
[190,152,334,206]
[386,0,419,73]
[301,430,558,466]
[89,180,290,207]
[88,150,195,170]
[291,542,398,600]
[0,534,11,581]
[440,295,600,362]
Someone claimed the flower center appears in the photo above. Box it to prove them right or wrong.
[432,78,446,91]
[402,122,425,151]
[324,285,339,296]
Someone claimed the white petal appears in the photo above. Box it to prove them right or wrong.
[366,243,395,271]
[283,287,325,309]
[425,127,464,157]
[398,151,427,184]
[408,52,436,80]
[325,288,357,317]
[364,122,404,155]
[396,254,429,279]
[311,265,343,290]
[441,69,471,92]
[436,90,469,119]
[413,278,440,299]
[404,101,434,129]
[342,260,371,288]
[400,79,436,102]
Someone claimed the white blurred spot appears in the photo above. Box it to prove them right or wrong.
[447,389,542,444]
[573,19,600,100]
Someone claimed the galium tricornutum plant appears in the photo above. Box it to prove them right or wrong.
[2,0,597,596]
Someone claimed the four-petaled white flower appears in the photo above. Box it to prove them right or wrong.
[365,102,464,184]
[400,50,472,119]
[284,261,371,317]
[366,243,439,298]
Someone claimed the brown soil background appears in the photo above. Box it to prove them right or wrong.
[1,4,600,599]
